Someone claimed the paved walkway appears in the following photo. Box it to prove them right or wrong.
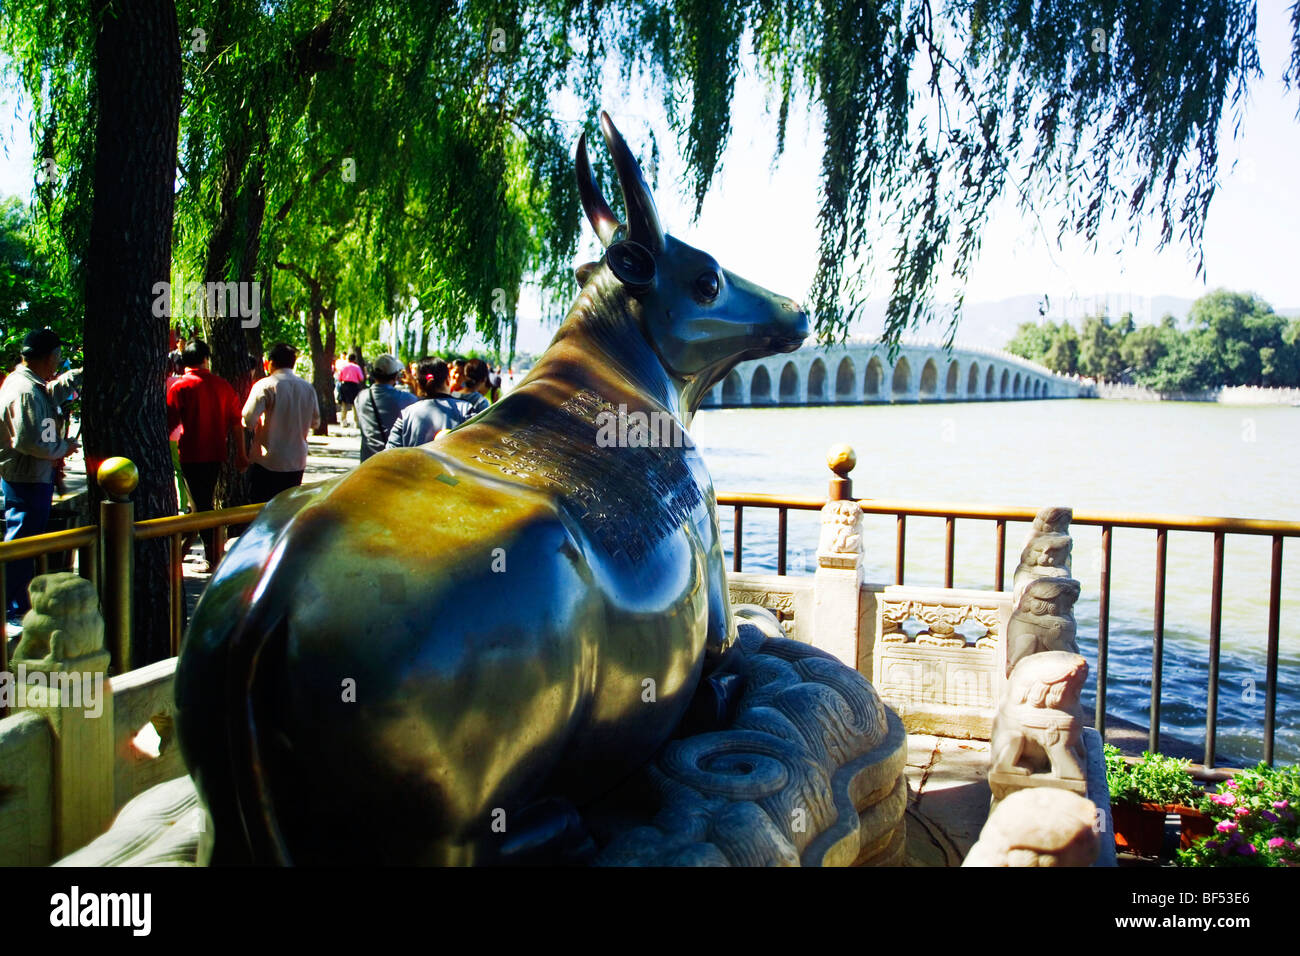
[904,735,992,866]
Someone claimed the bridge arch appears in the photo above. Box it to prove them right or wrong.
[834,357,856,401]
[999,368,1010,397]
[779,361,800,402]
[864,357,883,398]
[945,360,960,396]
[891,357,912,399]
[807,358,827,402]
[919,358,939,399]
[722,370,744,404]
[1012,372,1021,397]
[750,365,772,404]
[985,366,995,395]
[967,362,980,397]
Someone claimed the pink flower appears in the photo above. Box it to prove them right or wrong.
[1217,821,1238,833]
[1273,800,1289,809]
[1235,806,1250,817]
[1269,838,1287,849]
[1211,793,1236,806]
[1226,780,1238,790]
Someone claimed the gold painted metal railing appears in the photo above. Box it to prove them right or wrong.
[716,489,1298,769]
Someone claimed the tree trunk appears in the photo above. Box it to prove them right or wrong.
[304,300,337,436]
[83,0,182,666]
[279,260,336,435]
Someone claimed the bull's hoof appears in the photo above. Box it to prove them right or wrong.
[482,796,596,866]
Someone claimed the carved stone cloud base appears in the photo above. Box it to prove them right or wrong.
[592,615,908,866]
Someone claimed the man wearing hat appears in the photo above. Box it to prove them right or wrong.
[0,328,82,621]
[353,354,419,462]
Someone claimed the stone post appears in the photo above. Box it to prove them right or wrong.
[812,444,866,667]
[11,572,115,857]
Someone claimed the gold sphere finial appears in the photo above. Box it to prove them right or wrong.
[826,443,857,478]
[97,457,139,500]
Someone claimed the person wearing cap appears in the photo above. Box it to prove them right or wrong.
[166,339,248,571]
[353,354,418,462]
[0,328,82,620]
[242,343,321,503]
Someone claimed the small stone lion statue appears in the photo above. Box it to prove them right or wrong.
[817,500,862,555]
[989,651,1087,799]
[963,789,1099,867]
[1012,506,1073,604]
[1006,576,1080,675]
[13,572,106,667]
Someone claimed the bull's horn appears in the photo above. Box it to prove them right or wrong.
[599,111,664,254]
[576,132,619,247]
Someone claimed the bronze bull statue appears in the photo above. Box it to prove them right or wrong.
[174,112,809,864]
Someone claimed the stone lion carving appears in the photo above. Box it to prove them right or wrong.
[1012,506,1073,604]
[817,500,862,555]
[1006,576,1080,675]
[989,651,1087,800]
[13,572,106,667]
[963,789,1099,867]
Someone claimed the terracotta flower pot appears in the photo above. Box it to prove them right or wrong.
[1112,802,1166,856]
[1172,805,1214,850]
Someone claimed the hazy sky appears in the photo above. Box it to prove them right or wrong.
[2,4,1297,357]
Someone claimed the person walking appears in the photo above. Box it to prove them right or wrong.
[0,328,81,623]
[354,354,418,462]
[335,351,364,427]
[242,343,320,503]
[166,339,248,572]
[385,359,474,449]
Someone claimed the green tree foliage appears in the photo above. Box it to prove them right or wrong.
[0,195,77,359]
[1007,317,1084,376]
[1006,291,1300,390]
[3,0,1285,358]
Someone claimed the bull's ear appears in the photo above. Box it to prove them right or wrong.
[575,261,600,286]
[605,240,655,292]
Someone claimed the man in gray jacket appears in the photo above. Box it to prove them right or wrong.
[354,354,418,462]
[0,328,81,620]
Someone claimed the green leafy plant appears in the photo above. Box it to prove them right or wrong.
[1105,744,1140,807]
[1177,763,1300,867]
[1129,752,1206,808]
[1105,746,1205,808]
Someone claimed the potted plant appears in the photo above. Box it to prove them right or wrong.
[1178,763,1300,867]
[1106,747,1206,856]
[1106,746,1166,856]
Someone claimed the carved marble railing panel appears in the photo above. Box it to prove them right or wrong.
[111,658,183,812]
[0,711,54,865]
[727,573,815,641]
[872,585,1011,740]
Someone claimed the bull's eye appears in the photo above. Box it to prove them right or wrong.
[695,271,720,301]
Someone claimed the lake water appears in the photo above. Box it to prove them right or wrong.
[691,399,1300,766]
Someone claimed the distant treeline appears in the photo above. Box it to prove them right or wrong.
[1005,290,1300,390]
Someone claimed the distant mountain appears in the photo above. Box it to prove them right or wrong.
[847,293,1300,350]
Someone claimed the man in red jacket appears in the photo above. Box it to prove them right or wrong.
[165,339,248,571]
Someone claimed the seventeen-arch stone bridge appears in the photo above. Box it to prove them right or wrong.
[700,339,1089,407]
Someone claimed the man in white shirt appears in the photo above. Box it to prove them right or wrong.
[242,343,321,503]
